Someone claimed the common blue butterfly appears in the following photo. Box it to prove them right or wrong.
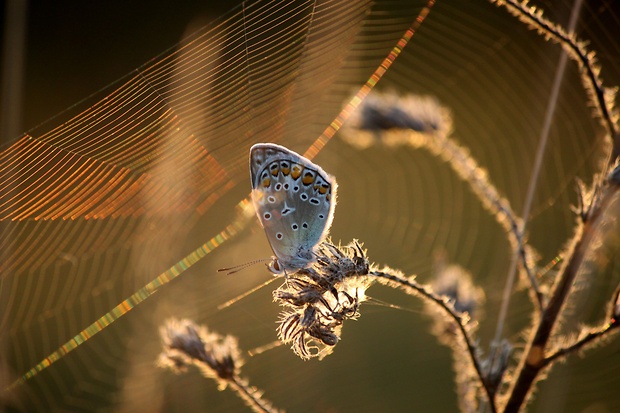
[250,143,337,274]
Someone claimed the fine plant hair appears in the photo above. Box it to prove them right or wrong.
[159,2,620,413]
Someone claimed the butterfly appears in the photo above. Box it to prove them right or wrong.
[249,143,337,275]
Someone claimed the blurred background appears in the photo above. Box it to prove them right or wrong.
[2,0,620,411]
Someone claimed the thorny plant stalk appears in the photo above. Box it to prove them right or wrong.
[492,0,620,162]
[487,1,620,412]
[493,0,585,352]
[503,178,620,412]
[488,0,583,405]
[370,268,497,412]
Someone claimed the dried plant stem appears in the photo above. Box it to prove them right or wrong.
[491,0,583,382]
[229,376,279,413]
[415,129,542,309]
[544,320,620,365]
[370,269,497,413]
[503,182,620,412]
[426,134,543,308]
[491,0,619,160]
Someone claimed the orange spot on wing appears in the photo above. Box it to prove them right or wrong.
[291,164,302,179]
[280,162,291,175]
[302,172,314,185]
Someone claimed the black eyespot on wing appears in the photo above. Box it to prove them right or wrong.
[282,206,293,215]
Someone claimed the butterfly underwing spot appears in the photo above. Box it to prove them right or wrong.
[268,196,276,203]
[270,162,280,176]
[276,233,283,240]
[300,193,308,201]
[302,170,315,185]
[318,214,325,219]
[275,183,282,191]
[291,223,299,231]
[260,169,271,187]
[264,212,272,220]
[291,164,303,180]
[309,198,320,205]
[280,161,291,175]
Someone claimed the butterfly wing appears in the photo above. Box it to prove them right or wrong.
[250,143,337,270]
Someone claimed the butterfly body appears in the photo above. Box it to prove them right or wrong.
[250,143,337,274]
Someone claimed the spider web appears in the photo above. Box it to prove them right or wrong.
[2,0,620,412]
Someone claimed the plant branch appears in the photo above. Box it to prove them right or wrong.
[401,126,543,310]
[370,269,497,413]
[427,130,543,312]
[502,180,620,412]
[229,375,282,413]
[544,320,620,366]
[491,0,619,161]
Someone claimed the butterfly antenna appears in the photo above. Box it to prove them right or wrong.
[217,258,270,275]
[217,276,279,310]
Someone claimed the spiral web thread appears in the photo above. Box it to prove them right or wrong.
[1,0,434,406]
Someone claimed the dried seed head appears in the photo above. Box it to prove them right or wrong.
[274,241,371,359]
[158,318,243,388]
[348,92,448,133]
[340,91,452,150]
[425,257,485,345]
[432,263,484,317]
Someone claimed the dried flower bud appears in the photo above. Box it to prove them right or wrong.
[424,256,485,347]
[348,92,447,132]
[432,263,484,318]
[158,318,243,388]
[274,241,371,359]
[158,319,283,413]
